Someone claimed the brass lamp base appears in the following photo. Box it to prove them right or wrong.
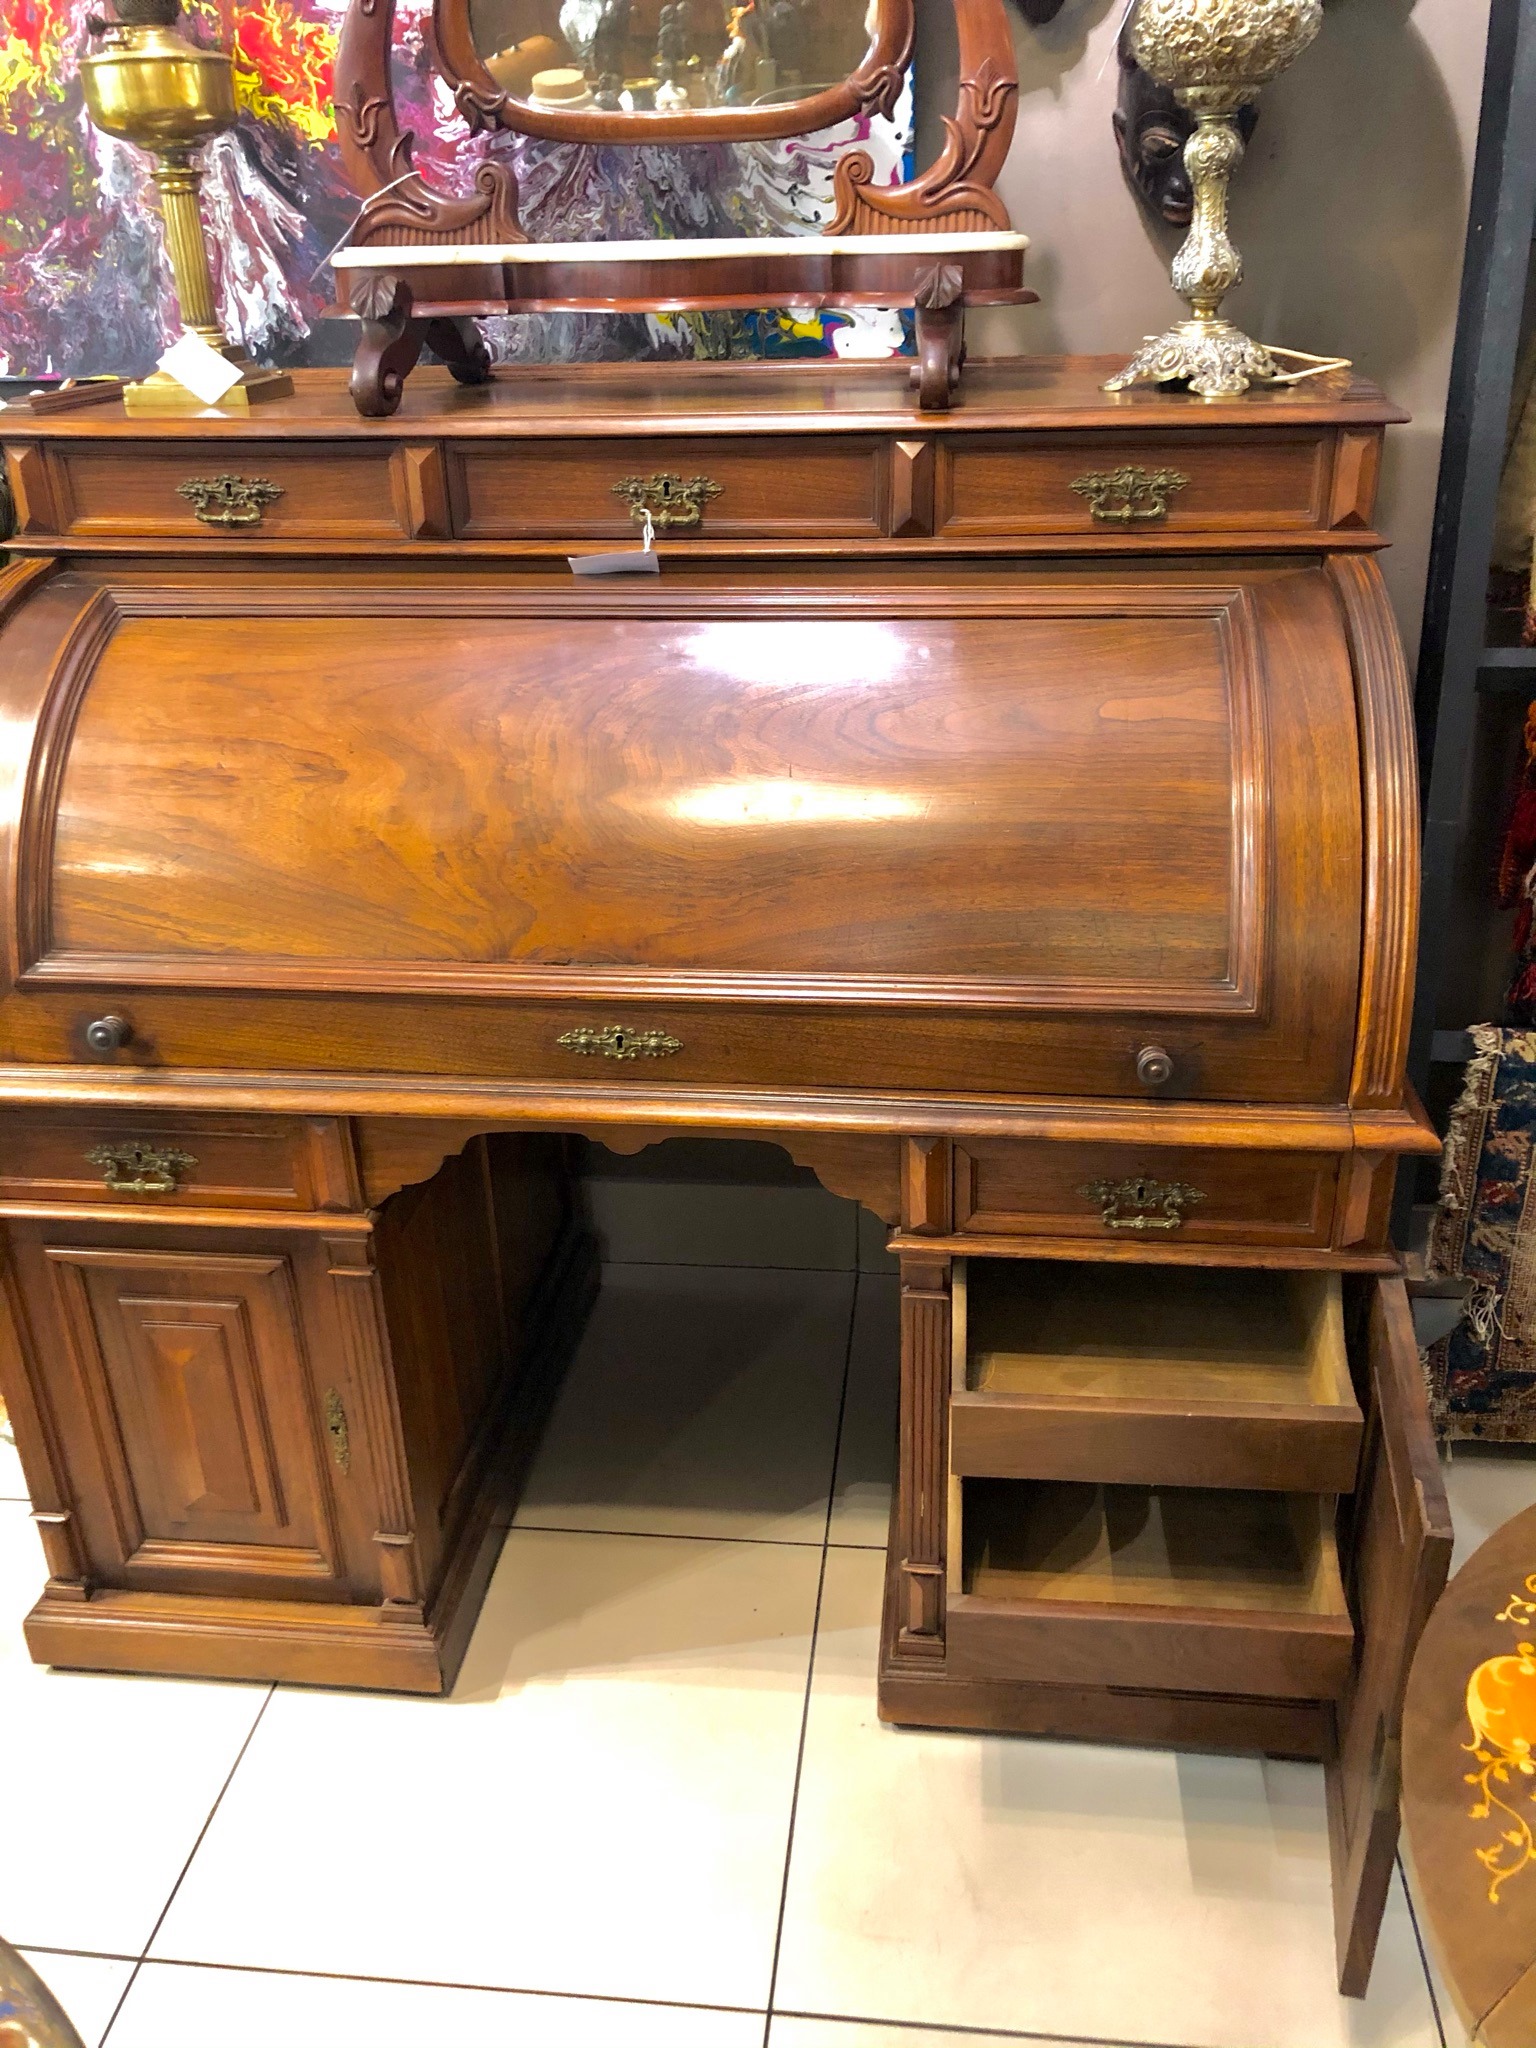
[124,347,293,415]
[1104,318,1281,402]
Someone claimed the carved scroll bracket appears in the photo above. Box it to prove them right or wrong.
[334,0,524,247]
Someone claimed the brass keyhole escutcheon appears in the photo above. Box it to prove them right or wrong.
[612,473,722,530]
[1080,1175,1206,1233]
[557,1025,684,1061]
[86,1141,197,1197]
[1071,465,1188,524]
[324,1388,351,1473]
[177,474,285,527]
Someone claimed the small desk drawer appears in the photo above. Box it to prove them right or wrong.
[954,1139,1340,1248]
[37,441,408,541]
[0,1113,346,1212]
[449,435,885,539]
[950,1260,1362,1493]
[946,1478,1355,1700]
[935,429,1340,539]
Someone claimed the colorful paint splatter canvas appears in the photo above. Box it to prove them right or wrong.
[0,0,912,377]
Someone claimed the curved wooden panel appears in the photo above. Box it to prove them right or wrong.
[44,582,1261,1001]
[0,560,1363,1103]
[1329,554,1419,1111]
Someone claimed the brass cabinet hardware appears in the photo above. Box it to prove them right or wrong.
[557,1024,684,1061]
[1135,1044,1175,1087]
[324,1387,351,1472]
[1070,465,1188,524]
[84,1014,131,1054]
[611,473,722,529]
[177,474,285,526]
[1080,1175,1206,1233]
[85,1140,197,1197]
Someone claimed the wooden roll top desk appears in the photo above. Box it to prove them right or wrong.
[0,357,1450,1993]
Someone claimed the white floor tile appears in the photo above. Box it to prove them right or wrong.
[1441,1442,1536,1572]
[0,1407,26,1499]
[770,2021,1081,2046]
[587,1178,858,1270]
[109,1961,763,2048]
[16,1951,135,2048]
[856,1209,898,1276]
[826,1278,898,1550]
[1400,1846,1470,2048]
[149,1528,821,2012]
[0,1503,270,1955]
[516,1267,853,1541]
[774,1549,1442,2048]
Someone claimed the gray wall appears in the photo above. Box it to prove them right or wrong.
[919,0,1494,662]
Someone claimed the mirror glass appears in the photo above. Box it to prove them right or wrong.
[467,0,878,119]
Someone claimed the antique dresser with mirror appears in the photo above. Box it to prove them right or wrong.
[0,0,1448,2001]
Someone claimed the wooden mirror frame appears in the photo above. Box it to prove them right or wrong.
[435,0,915,144]
[331,0,1032,416]
[334,0,1019,245]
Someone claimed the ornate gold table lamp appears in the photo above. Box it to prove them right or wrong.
[1106,0,1323,400]
[80,0,292,413]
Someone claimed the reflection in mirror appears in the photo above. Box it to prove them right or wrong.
[469,0,878,116]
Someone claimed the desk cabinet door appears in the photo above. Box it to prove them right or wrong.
[0,1222,371,1603]
[1328,1276,1454,1996]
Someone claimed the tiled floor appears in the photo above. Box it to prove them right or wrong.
[3,1238,1531,2048]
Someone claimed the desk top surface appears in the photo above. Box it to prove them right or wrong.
[0,357,1406,442]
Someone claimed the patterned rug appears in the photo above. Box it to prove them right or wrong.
[1427,1025,1536,1440]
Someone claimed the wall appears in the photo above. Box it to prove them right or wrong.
[920,0,1494,662]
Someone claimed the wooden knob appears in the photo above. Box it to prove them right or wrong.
[85,1014,131,1054]
[1136,1044,1173,1087]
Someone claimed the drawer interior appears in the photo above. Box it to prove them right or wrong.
[960,1261,1353,1412]
[957,1479,1346,1620]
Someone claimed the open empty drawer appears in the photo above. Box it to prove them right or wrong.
[946,1479,1355,1700]
[950,1260,1363,1492]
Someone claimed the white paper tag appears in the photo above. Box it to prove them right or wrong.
[569,548,661,577]
[569,507,660,577]
[157,332,243,406]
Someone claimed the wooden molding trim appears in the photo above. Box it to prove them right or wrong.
[896,1249,950,1657]
[0,1066,1420,1147]
[324,1231,421,1606]
[355,1116,899,1217]
[15,586,119,979]
[0,1235,86,1583]
[1329,554,1418,1110]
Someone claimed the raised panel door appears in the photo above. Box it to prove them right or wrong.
[38,1238,351,1596]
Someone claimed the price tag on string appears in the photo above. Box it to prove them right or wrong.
[569,505,661,576]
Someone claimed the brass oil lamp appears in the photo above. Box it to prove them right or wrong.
[80,0,292,411]
[1107,0,1323,399]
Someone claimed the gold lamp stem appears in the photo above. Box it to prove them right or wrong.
[150,148,227,348]
[1175,107,1244,327]
[1106,86,1277,400]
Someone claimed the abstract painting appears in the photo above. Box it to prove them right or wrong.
[0,0,912,378]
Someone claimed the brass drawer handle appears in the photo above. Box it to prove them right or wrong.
[612,473,722,530]
[86,1141,197,1197]
[1080,1175,1205,1232]
[558,1025,683,1061]
[1071,465,1188,524]
[177,474,284,527]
